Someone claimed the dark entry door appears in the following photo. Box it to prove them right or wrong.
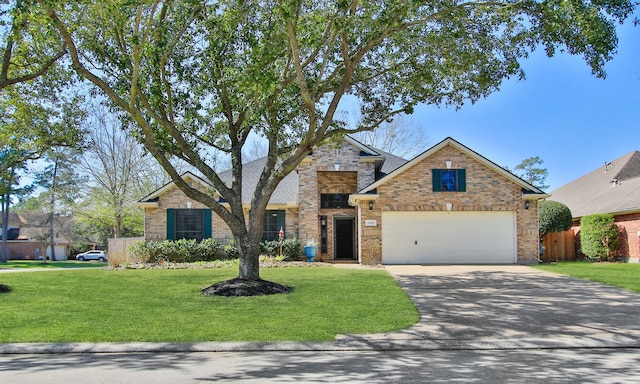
[334,217,356,260]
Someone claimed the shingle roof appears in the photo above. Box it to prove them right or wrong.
[137,139,409,206]
[549,150,640,218]
[217,157,299,205]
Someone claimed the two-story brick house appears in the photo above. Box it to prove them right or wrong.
[136,137,548,264]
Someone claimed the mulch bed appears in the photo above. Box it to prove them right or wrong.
[201,278,292,297]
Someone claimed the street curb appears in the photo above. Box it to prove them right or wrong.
[3,335,640,354]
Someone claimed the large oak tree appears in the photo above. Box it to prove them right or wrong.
[38,0,634,288]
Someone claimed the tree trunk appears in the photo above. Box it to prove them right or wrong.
[114,213,122,238]
[237,235,261,280]
[1,194,9,263]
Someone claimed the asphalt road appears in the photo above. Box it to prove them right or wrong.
[2,348,640,383]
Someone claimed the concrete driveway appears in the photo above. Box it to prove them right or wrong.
[336,265,640,350]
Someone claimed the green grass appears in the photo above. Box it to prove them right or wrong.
[0,260,107,269]
[532,262,640,293]
[0,266,419,343]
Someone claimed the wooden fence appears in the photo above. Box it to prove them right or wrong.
[107,237,145,266]
[541,230,576,262]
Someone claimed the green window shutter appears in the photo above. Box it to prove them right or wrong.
[203,209,212,239]
[432,169,442,192]
[457,169,466,192]
[166,209,175,240]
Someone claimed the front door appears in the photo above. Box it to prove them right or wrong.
[334,217,356,260]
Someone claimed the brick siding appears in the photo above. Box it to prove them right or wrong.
[357,145,540,264]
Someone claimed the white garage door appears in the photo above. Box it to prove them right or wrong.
[382,211,517,264]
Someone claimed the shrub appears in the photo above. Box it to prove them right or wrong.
[259,238,302,260]
[128,238,224,263]
[282,238,302,261]
[539,200,573,239]
[223,240,239,259]
[580,214,619,261]
[260,240,280,257]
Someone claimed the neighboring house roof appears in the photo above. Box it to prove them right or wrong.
[0,212,26,227]
[137,137,409,207]
[549,150,640,218]
[11,212,80,243]
[357,137,548,197]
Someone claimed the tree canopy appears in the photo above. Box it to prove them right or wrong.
[0,0,67,90]
[37,0,635,283]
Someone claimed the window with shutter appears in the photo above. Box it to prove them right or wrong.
[432,169,466,192]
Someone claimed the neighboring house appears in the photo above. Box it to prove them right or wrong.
[136,137,547,264]
[10,212,72,260]
[549,150,640,262]
[0,212,25,240]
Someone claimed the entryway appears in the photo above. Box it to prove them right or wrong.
[334,217,356,260]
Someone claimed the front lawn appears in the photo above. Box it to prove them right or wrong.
[0,260,107,269]
[0,266,419,343]
[532,262,640,293]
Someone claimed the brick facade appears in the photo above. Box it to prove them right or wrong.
[139,138,543,265]
[356,145,540,264]
[616,213,640,261]
[297,142,372,260]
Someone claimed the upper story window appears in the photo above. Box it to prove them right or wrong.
[432,169,466,192]
[320,193,353,209]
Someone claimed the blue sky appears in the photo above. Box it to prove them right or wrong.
[409,19,640,192]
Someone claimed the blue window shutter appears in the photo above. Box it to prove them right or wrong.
[166,209,175,240]
[203,209,212,238]
[458,169,466,192]
[432,169,442,192]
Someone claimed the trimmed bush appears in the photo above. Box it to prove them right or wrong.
[128,238,224,263]
[539,200,573,239]
[282,238,302,261]
[580,214,619,261]
[260,238,302,261]
[223,240,239,259]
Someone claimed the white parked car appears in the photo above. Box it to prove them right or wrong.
[75,250,107,262]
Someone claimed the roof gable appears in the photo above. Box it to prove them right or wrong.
[137,171,213,205]
[359,137,547,195]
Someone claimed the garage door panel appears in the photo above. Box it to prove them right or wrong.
[382,211,516,264]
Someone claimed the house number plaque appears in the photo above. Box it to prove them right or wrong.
[365,220,377,227]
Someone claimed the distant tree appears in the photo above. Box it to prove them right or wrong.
[0,149,33,262]
[351,115,428,158]
[580,214,619,261]
[508,156,550,190]
[78,106,166,239]
[33,147,85,261]
[538,200,573,240]
[0,88,84,262]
